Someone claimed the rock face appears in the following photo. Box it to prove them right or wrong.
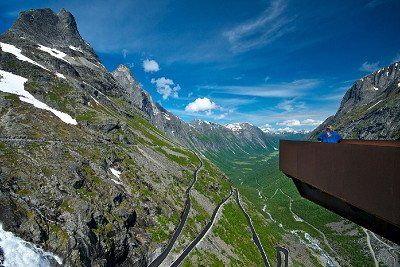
[112,64,156,114]
[0,8,233,266]
[8,9,89,49]
[111,64,278,154]
[310,61,400,140]
[188,120,277,152]
[2,7,397,267]
[4,8,98,61]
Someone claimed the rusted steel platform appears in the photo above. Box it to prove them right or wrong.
[279,140,400,244]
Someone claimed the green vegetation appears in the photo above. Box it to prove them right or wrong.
[204,144,374,266]
[183,248,225,266]
[76,110,98,122]
[149,213,181,243]
[213,202,264,266]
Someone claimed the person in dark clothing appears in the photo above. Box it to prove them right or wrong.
[318,125,343,143]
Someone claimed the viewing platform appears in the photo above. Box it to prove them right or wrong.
[279,140,400,244]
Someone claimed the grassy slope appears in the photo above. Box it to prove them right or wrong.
[203,143,374,266]
[0,71,262,265]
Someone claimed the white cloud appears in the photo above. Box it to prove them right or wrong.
[277,119,301,126]
[185,97,218,112]
[151,77,180,99]
[215,113,227,119]
[223,0,294,52]
[200,79,320,98]
[143,59,160,72]
[276,118,322,127]
[121,49,128,58]
[264,76,271,82]
[276,99,305,112]
[261,123,274,133]
[277,127,295,132]
[365,0,394,8]
[359,61,380,72]
[301,119,323,126]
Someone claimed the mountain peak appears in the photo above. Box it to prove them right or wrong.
[112,64,137,87]
[3,8,88,49]
[115,64,134,76]
[338,60,400,116]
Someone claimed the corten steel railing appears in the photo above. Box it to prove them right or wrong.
[279,140,400,244]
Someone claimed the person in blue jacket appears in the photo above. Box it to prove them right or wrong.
[318,125,343,143]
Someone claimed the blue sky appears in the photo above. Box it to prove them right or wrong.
[1,0,400,130]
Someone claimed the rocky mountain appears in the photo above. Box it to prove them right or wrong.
[1,7,326,267]
[0,8,248,266]
[111,64,198,145]
[310,61,400,140]
[110,64,279,154]
[2,7,394,267]
[189,120,278,152]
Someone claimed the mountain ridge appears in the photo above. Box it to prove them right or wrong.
[1,7,398,267]
[0,8,236,266]
[309,60,400,140]
[109,63,283,154]
[0,8,299,267]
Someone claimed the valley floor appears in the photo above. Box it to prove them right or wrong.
[203,146,400,266]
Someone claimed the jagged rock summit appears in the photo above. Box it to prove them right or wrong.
[310,61,400,139]
[6,8,89,49]
[112,64,156,112]
[3,8,98,62]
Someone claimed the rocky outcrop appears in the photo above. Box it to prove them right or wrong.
[310,61,400,140]
[3,8,97,60]
[0,8,229,266]
[112,64,155,113]
[111,64,279,154]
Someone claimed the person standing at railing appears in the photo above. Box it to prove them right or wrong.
[318,125,343,143]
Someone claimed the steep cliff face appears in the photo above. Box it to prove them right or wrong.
[112,64,158,117]
[310,61,400,140]
[111,65,278,154]
[0,8,233,266]
[2,7,391,267]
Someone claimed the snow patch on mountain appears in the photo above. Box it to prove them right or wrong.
[56,73,66,79]
[37,44,68,62]
[0,42,48,70]
[110,168,121,178]
[273,127,311,135]
[164,113,171,121]
[0,70,77,125]
[69,45,82,52]
[225,123,242,132]
[367,100,383,111]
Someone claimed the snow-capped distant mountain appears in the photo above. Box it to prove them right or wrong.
[273,128,311,135]
[225,122,255,132]
[225,122,244,132]
[260,126,310,135]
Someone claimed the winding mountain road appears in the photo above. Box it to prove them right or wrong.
[170,188,233,267]
[235,189,270,267]
[148,154,203,267]
[0,137,107,145]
